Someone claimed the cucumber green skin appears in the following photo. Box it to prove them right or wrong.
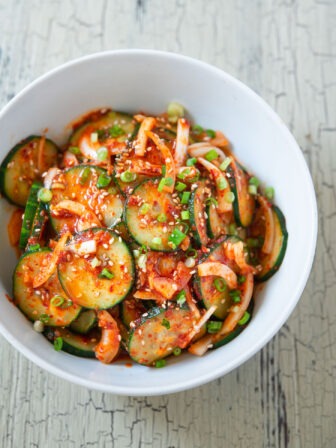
[44,327,99,358]
[120,299,146,329]
[70,310,97,334]
[58,228,135,310]
[256,205,288,282]
[27,202,47,250]
[212,300,254,349]
[189,180,209,248]
[19,182,42,250]
[0,135,58,206]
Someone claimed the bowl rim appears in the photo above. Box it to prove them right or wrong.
[0,49,318,395]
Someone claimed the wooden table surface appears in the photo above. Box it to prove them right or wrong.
[0,1,334,447]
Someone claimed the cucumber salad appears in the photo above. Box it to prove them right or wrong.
[0,104,288,367]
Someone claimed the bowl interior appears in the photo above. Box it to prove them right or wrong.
[0,51,317,395]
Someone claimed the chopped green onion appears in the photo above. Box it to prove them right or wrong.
[173,347,182,356]
[158,177,173,192]
[79,167,91,184]
[99,268,115,279]
[217,177,228,191]
[206,129,216,138]
[108,186,118,195]
[109,125,125,138]
[238,275,246,284]
[39,314,49,324]
[181,210,190,220]
[161,318,170,329]
[213,278,226,292]
[181,191,191,204]
[37,188,52,203]
[219,157,231,171]
[205,149,218,162]
[177,168,191,180]
[139,203,150,215]
[192,124,203,134]
[157,213,167,223]
[62,299,73,308]
[205,197,218,207]
[152,237,162,246]
[186,158,197,166]
[167,102,184,123]
[265,186,274,200]
[68,146,81,155]
[120,171,137,183]
[155,359,166,368]
[249,177,260,187]
[90,132,98,143]
[97,173,112,189]
[54,337,63,351]
[97,146,108,161]
[238,311,251,325]
[246,238,261,248]
[33,320,44,333]
[161,165,167,176]
[168,228,186,247]
[140,244,148,253]
[50,295,65,307]
[229,290,241,303]
[176,290,186,306]
[229,223,237,235]
[28,243,40,252]
[207,321,222,333]
[248,185,258,195]
[186,248,197,258]
[224,191,235,203]
[175,182,187,192]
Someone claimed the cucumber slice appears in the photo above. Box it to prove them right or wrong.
[13,249,81,326]
[69,110,136,148]
[44,327,100,358]
[128,305,195,365]
[0,136,59,206]
[121,298,146,328]
[206,201,227,239]
[125,178,181,252]
[70,309,97,334]
[58,228,135,309]
[256,205,288,281]
[26,202,48,250]
[49,165,123,234]
[226,161,255,227]
[194,239,236,319]
[189,180,210,247]
[19,182,42,250]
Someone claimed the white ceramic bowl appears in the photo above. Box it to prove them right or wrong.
[0,50,317,395]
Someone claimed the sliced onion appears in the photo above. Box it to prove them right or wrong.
[134,117,156,156]
[94,311,120,364]
[224,240,256,274]
[44,167,61,189]
[67,239,97,255]
[174,118,190,167]
[197,261,238,289]
[188,143,226,162]
[258,195,275,254]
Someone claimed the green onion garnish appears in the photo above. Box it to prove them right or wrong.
[205,149,218,162]
[175,182,187,192]
[206,321,222,333]
[167,102,184,123]
[97,146,108,161]
[176,290,186,305]
[120,171,137,183]
[173,347,182,356]
[54,337,63,351]
[109,125,125,138]
[177,168,191,180]
[238,275,246,284]
[249,177,259,187]
[39,314,49,324]
[265,186,274,200]
[161,318,170,329]
[99,268,115,279]
[161,165,167,176]
[229,223,237,235]
[140,244,148,253]
[229,290,241,303]
[192,124,203,134]
[155,359,166,368]
[139,203,150,215]
[152,237,162,246]
[248,185,257,195]
[213,278,226,292]
[168,228,186,247]
[217,177,228,191]
[108,186,118,195]
[238,311,251,325]
[97,173,112,189]
[181,191,191,204]
[157,213,167,223]
[181,210,190,220]
[79,167,91,184]
[158,177,174,192]
[68,146,81,155]
[224,191,235,203]
[186,157,197,166]
[206,129,216,138]
[90,132,98,143]
[50,295,65,307]
[37,188,52,203]
[205,197,218,207]
[219,157,231,171]
[29,243,40,252]
[186,248,197,258]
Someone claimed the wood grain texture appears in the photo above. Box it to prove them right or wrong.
[0,0,335,447]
